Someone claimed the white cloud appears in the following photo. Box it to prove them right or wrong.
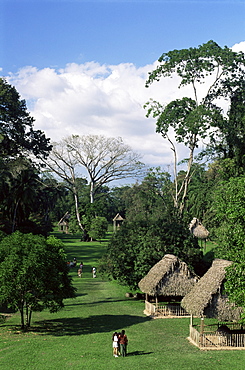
[6,42,244,174]
[232,41,245,53]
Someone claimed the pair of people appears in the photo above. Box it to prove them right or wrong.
[112,330,128,357]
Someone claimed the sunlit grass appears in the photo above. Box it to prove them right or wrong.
[1,231,244,370]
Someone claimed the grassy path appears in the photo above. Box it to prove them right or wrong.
[0,233,245,369]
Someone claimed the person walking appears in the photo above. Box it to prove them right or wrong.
[92,266,96,278]
[119,330,128,357]
[78,262,83,277]
[112,332,119,357]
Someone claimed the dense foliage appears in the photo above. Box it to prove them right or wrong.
[99,174,202,288]
[0,78,52,159]
[0,79,56,235]
[145,41,245,214]
[0,232,76,330]
[210,176,245,318]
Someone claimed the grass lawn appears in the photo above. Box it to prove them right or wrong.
[0,232,245,370]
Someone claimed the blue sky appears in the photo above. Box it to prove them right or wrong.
[2,0,245,73]
[1,0,245,177]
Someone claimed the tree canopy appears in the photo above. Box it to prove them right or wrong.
[0,78,52,159]
[99,171,202,288]
[144,40,245,215]
[0,232,76,330]
[212,176,245,317]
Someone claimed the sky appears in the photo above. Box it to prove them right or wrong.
[1,0,245,180]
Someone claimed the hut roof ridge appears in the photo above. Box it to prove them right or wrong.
[138,254,199,297]
[181,258,235,318]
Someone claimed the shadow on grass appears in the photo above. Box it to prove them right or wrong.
[128,351,154,356]
[66,298,127,307]
[32,314,151,336]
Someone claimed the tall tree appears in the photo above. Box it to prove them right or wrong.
[203,80,245,175]
[0,78,52,159]
[212,176,245,318]
[144,40,245,215]
[43,135,144,231]
[0,232,76,330]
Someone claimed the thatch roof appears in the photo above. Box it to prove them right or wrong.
[58,211,71,225]
[181,259,243,321]
[138,254,199,297]
[189,218,209,239]
[113,213,124,221]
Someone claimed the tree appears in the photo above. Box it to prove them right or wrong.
[203,80,245,175]
[0,78,52,159]
[0,158,61,235]
[99,171,202,288]
[213,176,245,260]
[212,176,245,318]
[88,216,108,241]
[43,134,144,231]
[144,40,245,215]
[0,232,76,330]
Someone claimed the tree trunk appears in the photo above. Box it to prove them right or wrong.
[12,198,20,233]
[28,308,32,328]
[20,308,25,330]
[19,301,25,330]
[73,188,84,231]
[90,182,94,204]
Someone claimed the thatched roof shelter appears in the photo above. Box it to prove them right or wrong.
[181,259,243,321]
[189,218,209,239]
[138,254,199,297]
[58,212,71,233]
[113,213,124,231]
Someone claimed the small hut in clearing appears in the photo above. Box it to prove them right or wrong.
[112,213,124,232]
[58,212,71,234]
[138,254,199,317]
[181,259,244,349]
[189,217,209,250]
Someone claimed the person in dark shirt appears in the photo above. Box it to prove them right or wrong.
[118,330,128,357]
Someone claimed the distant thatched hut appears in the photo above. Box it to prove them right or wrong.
[189,217,209,250]
[138,254,199,317]
[58,212,71,234]
[112,213,124,232]
[181,259,245,349]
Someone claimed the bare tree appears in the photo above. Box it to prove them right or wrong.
[64,135,144,204]
[43,134,144,230]
[42,139,85,231]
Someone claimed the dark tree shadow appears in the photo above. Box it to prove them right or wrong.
[32,314,151,336]
[127,351,154,356]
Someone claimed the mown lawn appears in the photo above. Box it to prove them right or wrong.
[0,233,245,370]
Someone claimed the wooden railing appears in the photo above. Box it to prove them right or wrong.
[189,324,245,348]
[190,325,200,345]
[144,301,189,317]
[145,301,156,315]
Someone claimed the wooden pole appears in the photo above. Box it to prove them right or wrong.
[200,317,204,347]
[155,295,158,308]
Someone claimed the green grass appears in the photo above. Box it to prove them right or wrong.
[0,232,245,370]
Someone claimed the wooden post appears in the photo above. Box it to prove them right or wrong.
[200,317,204,347]
[190,314,193,327]
[145,293,148,302]
[155,295,158,309]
